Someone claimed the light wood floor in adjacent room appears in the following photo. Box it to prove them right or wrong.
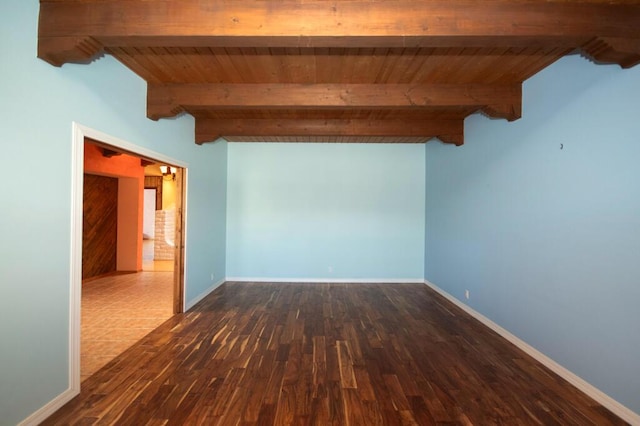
[48,283,626,425]
[81,271,173,382]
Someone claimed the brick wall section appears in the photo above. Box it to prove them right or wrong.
[154,209,175,260]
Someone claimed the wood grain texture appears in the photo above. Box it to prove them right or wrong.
[43,282,628,425]
[38,0,640,145]
[38,1,640,46]
[172,167,185,314]
[147,83,521,120]
[82,173,118,280]
[195,118,464,145]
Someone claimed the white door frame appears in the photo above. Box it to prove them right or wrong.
[68,122,189,391]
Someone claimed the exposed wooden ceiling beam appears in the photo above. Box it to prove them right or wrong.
[38,0,640,67]
[101,148,122,158]
[582,37,640,69]
[36,0,640,146]
[195,118,464,145]
[148,83,521,121]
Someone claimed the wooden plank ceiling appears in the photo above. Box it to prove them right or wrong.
[38,0,640,145]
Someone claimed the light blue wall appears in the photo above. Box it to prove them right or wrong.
[183,141,227,303]
[425,55,640,413]
[227,143,425,280]
[4,1,638,421]
[0,2,226,423]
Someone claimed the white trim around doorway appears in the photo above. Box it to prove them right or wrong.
[19,122,190,426]
[71,120,189,374]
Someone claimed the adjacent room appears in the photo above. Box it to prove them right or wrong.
[80,140,177,382]
[2,1,639,425]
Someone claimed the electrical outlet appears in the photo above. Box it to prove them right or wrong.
[328,266,333,273]
[465,290,470,300]
[211,273,215,281]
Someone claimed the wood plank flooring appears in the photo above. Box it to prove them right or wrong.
[44,283,627,425]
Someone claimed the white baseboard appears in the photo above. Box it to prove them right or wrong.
[225,277,426,284]
[18,387,78,426]
[185,278,226,311]
[424,280,640,426]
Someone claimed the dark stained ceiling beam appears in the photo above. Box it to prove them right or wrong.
[582,37,640,69]
[195,118,464,146]
[101,148,122,158]
[38,0,640,67]
[148,83,522,122]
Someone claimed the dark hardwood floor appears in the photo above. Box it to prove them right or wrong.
[44,283,627,425]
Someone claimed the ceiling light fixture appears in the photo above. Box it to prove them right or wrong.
[159,165,177,181]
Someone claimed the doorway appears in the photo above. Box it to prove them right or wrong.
[142,167,178,273]
[70,123,188,389]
